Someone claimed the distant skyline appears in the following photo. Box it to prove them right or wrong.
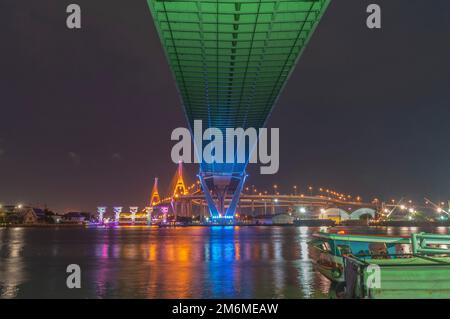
[1,0,450,213]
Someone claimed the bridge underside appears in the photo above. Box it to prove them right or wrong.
[147,0,330,221]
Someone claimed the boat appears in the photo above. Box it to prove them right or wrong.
[308,230,411,284]
[343,232,450,298]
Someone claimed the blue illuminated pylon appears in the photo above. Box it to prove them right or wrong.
[198,172,247,223]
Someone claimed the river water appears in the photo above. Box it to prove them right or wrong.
[0,225,448,299]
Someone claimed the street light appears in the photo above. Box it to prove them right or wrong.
[293,185,297,196]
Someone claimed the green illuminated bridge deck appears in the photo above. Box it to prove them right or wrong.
[148,0,329,131]
[147,0,330,218]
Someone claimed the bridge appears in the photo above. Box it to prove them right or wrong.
[101,160,448,224]
[146,0,332,222]
[146,161,380,223]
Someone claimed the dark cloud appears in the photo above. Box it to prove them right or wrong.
[68,152,81,166]
[111,153,122,161]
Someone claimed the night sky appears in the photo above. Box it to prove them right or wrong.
[1,0,450,213]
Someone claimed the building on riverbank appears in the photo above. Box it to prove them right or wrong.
[0,205,46,224]
[272,214,294,225]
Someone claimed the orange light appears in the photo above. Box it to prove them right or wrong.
[337,230,346,235]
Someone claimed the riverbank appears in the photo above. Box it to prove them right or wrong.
[0,223,86,228]
[2,221,449,228]
[371,220,450,227]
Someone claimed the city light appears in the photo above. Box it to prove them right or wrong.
[211,215,233,220]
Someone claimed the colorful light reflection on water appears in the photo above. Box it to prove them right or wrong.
[0,226,448,298]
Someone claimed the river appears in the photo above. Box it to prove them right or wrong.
[0,225,448,298]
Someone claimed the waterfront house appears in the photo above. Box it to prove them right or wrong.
[32,208,46,222]
[50,214,63,223]
[0,205,41,224]
[63,212,86,223]
[18,209,38,224]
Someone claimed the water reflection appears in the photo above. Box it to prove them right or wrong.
[0,226,448,298]
[0,228,26,298]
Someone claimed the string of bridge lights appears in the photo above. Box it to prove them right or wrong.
[242,184,364,202]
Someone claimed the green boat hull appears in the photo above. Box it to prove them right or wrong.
[345,256,450,299]
[310,231,450,298]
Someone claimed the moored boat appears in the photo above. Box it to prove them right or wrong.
[309,230,411,284]
[343,232,450,298]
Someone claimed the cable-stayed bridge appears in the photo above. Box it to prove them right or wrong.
[147,0,331,221]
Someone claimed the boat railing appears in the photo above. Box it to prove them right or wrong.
[343,232,450,264]
[345,253,450,266]
[411,232,450,255]
[346,253,413,263]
